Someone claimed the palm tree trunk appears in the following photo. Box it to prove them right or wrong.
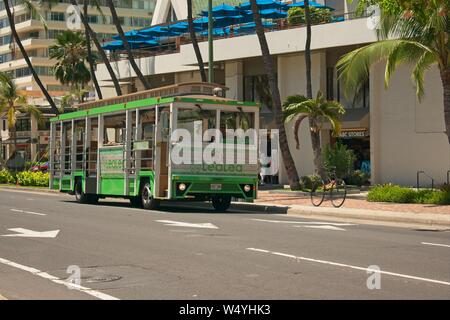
[250,0,300,190]
[84,1,102,99]
[3,0,59,115]
[70,0,122,96]
[304,0,326,179]
[187,0,207,82]
[441,67,450,144]
[106,0,150,91]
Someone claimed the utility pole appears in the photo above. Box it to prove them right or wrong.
[208,0,214,83]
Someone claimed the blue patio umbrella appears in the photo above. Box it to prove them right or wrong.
[101,40,125,51]
[194,15,245,29]
[102,39,159,51]
[287,1,335,11]
[167,21,202,33]
[238,0,287,11]
[112,30,153,41]
[232,21,276,35]
[200,3,241,17]
[258,8,287,19]
[139,25,180,37]
[199,27,230,37]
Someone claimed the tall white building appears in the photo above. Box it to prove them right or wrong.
[0,0,157,162]
[97,0,450,186]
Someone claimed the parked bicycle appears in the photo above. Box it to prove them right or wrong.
[310,166,347,207]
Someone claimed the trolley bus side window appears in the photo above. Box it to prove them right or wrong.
[135,109,155,170]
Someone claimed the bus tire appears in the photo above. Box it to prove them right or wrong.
[211,195,231,212]
[140,182,159,210]
[74,179,89,204]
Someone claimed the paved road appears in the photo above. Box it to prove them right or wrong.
[0,189,449,299]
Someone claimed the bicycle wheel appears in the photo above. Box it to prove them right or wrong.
[331,178,347,208]
[310,179,326,206]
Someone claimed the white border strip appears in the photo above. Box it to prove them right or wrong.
[247,248,450,286]
[10,209,46,216]
[421,242,450,248]
[0,257,119,300]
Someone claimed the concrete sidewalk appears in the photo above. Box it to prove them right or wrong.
[226,201,450,229]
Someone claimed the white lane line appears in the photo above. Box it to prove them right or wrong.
[0,257,119,300]
[421,242,450,248]
[10,209,46,216]
[295,225,346,231]
[247,248,450,286]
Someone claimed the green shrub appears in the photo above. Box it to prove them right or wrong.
[16,171,49,187]
[299,174,322,190]
[368,184,450,205]
[346,170,370,186]
[323,142,356,179]
[0,169,14,184]
[288,7,305,25]
[288,7,332,25]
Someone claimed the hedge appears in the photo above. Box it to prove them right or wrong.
[0,169,49,187]
[368,184,450,205]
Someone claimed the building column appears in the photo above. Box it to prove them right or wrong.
[225,61,244,100]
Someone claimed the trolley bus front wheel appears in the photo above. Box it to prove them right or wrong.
[140,182,159,210]
[211,195,231,212]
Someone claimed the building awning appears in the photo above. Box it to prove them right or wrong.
[0,137,31,144]
[322,108,369,131]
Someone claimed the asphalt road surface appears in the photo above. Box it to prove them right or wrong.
[0,189,449,300]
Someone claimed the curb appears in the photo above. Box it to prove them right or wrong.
[0,186,58,194]
[179,201,450,228]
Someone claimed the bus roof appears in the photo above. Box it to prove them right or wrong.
[51,84,259,123]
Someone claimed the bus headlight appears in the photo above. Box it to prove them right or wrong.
[244,184,252,192]
[179,183,187,191]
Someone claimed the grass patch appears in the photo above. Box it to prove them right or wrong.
[368,184,450,205]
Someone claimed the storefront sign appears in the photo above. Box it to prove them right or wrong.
[339,129,369,138]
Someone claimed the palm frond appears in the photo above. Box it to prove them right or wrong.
[336,39,434,98]
[412,50,438,100]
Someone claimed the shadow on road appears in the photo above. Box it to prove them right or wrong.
[60,199,284,215]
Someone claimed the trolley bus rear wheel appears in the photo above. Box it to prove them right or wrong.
[211,195,231,212]
[140,182,159,210]
[75,179,92,204]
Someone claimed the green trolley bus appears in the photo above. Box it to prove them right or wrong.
[49,83,260,212]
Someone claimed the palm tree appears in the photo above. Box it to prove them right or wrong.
[337,1,450,143]
[106,0,150,90]
[70,0,123,96]
[187,0,207,82]
[303,0,327,179]
[2,0,59,115]
[49,30,91,99]
[283,91,345,155]
[249,0,300,190]
[0,72,44,163]
[83,1,102,99]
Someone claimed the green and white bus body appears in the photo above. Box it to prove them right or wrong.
[49,83,260,211]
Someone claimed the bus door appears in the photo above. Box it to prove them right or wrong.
[154,106,170,198]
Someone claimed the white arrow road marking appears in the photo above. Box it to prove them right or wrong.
[421,242,450,248]
[2,228,59,238]
[251,219,354,226]
[295,225,346,231]
[0,257,118,300]
[10,209,46,216]
[156,220,218,229]
[247,248,450,286]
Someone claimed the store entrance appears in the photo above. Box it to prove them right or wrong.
[333,128,370,174]
[336,135,370,173]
